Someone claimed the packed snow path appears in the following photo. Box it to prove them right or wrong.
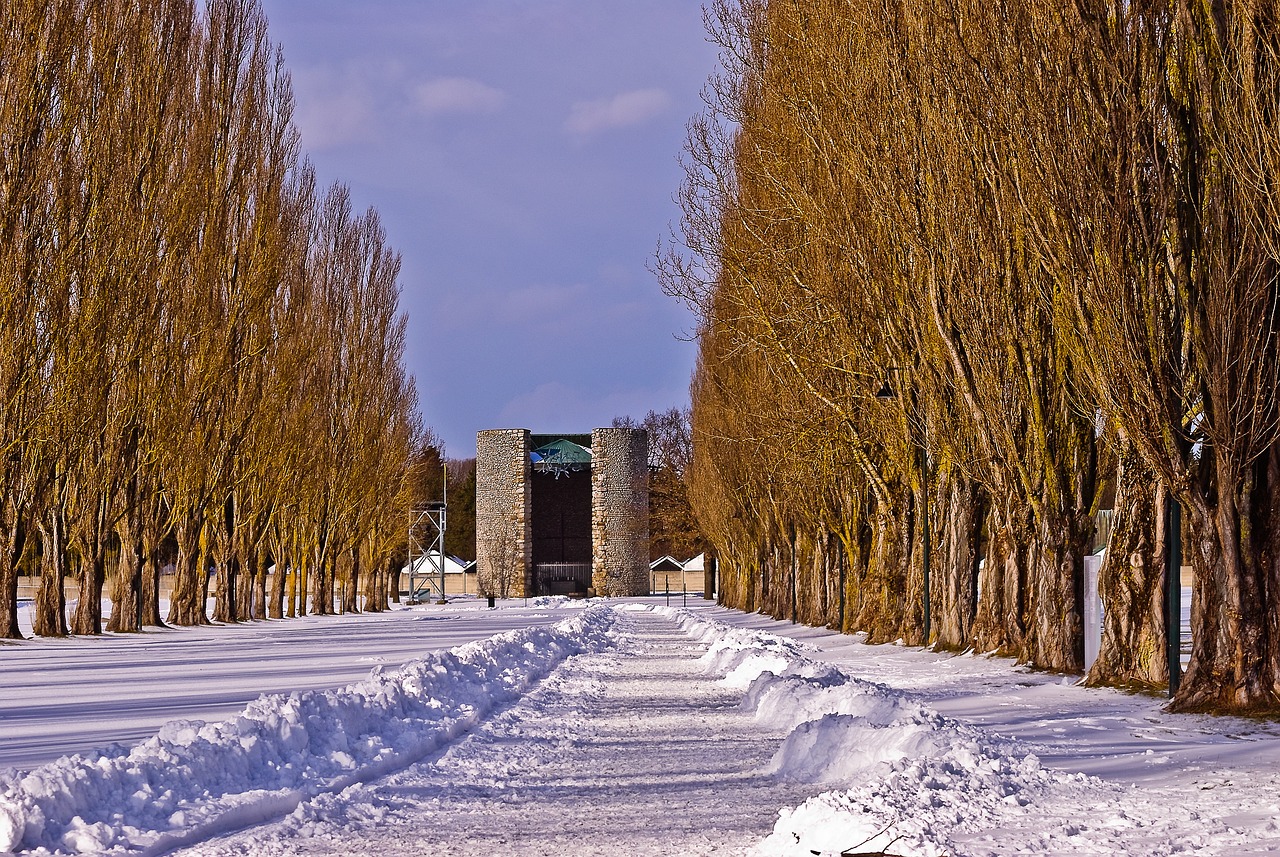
[191,607,821,856]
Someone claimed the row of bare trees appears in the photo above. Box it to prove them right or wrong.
[663,0,1280,713]
[614,408,707,561]
[0,0,427,640]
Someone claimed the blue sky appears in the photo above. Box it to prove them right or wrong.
[257,1,718,457]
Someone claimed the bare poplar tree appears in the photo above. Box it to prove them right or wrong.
[0,0,423,648]
[0,0,75,639]
[1020,1,1280,710]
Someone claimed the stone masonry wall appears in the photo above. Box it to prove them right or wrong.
[475,429,531,598]
[591,427,649,596]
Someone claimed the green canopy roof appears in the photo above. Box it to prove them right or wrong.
[530,438,592,473]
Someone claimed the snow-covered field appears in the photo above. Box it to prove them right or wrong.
[3,600,568,772]
[2,595,1278,855]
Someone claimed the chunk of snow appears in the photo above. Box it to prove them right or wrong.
[0,803,22,852]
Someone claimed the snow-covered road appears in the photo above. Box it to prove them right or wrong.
[191,607,820,856]
[4,597,1280,855]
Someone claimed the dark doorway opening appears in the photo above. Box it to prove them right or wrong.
[531,468,591,595]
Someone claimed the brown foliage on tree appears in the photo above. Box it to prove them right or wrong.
[0,0,426,643]
[666,0,1280,712]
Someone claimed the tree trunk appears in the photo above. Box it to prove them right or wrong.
[140,524,165,628]
[727,536,762,615]
[212,495,240,623]
[0,515,26,639]
[1020,511,1087,672]
[334,550,348,614]
[198,524,215,621]
[268,556,286,619]
[902,481,928,647]
[69,548,106,636]
[1086,443,1168,689]
[386,556,400,605]
[324,551,338,612]
[137,491,166,627]
[970,505,1027,656]
[332,551,346,613]
[293,557,306,617]
[311,549,329,615]
[900,450,947,650]
[70,491,115,635]
[236,523,259,620]
[933,470,984,651]
[168,513,208,626]
[801,529,839,628]
[249,543,267,620]
[362,542,384,612]
[856,504,908,643]
[33,513,67,637]
[834,502,871,635]
[1171,448,1280,713]
[109,435,144,633]
[342,545,360,614]
[106,519,143,633]
[758,524,795,623]
[212,553,239,623]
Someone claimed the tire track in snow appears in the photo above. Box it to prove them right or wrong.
[190,608,822,857]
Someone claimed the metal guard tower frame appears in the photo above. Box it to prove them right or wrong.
[408,498,447,603]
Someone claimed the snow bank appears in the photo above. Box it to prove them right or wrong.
[759,747,1075,857]
[0,606,618,856]
[655,606,815,688]
[652,606,1092,857]
[525,595,573,609]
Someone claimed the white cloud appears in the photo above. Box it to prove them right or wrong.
[413,77,506,115]
[564,88,671,135]
[288,66,382,150]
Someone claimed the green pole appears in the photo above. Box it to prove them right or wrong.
[1166,496,1182,697]
[921,445,931,645]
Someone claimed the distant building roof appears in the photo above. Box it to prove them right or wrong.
[402,553,474,575]
[649,555,683,572]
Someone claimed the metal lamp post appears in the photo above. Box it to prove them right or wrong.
[875,368,930,645]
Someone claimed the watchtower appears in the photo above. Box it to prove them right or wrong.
[475,427,648,597]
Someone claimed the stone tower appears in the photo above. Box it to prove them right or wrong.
[475,427,648,598]
[475,429,532,598]
[590,427,649,597]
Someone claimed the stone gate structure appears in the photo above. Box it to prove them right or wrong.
[476,427,648,598]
